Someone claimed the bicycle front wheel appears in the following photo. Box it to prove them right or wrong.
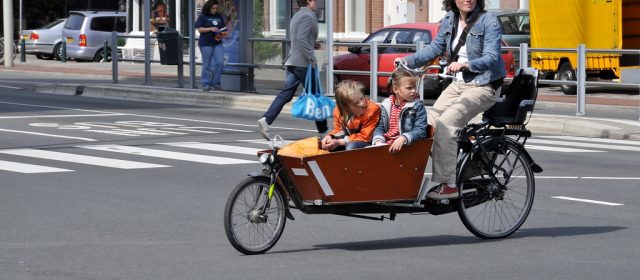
[457,139,534,239]
[224,177,287,255]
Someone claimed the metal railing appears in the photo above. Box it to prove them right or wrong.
[503,43,640,116]
[329,41,639,116]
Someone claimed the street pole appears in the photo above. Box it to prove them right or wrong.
[3,0,15,67]
[144,0,152,85]
[19,0,23,34]
[326,0,334,96]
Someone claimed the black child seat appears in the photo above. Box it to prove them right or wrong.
[483,68,539,126]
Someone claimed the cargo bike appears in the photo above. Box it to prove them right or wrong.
[224,67,543,255]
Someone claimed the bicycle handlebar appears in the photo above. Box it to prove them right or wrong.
[394,60,441,75]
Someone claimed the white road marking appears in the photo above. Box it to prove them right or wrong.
[538,136,640,146]
[0,84,23,89]
[237,139,294,145]
[0,101,119,114]
[0,113,124,119]
[525,145,604,153]
[0,160,72,173]
[0,149,169,169]
[160,142,261,155]
[0,128,97,142]
[78,144,255,165]
[527,139,640,152]
[552,196,624,206]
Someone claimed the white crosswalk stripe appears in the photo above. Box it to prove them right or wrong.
[0,149,170,169]
[1,136,637,174]
[524,145,605,153]
[159,142,261,155]
[77,144,255,165]
[527,139,640,152]
[0,159,72,173]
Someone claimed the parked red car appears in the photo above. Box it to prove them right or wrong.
[333,23,515,98]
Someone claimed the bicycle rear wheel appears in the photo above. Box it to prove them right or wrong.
[457,138,534,239]
[224,177,286,255]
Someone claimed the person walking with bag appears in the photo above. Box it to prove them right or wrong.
[257,0,327,140]
[396,0,505,199]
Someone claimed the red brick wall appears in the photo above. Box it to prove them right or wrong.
[500,0,520,10]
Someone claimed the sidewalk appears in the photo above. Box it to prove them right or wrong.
[2,56,639,141]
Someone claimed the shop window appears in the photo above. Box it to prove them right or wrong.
[346,0,366,37]
[269,0,286,35]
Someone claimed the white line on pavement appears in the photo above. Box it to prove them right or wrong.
[0,101,120,114]
[538,135,640,146]
[0,113,124,119]
[0,128,97,142]
[159,142,261,155]
[525,145,604,153]
[0,149,169,169]
[0,160,72,173]
[527,139,640,152]
[0,84,23,89]
[78,144,255,165]
[552,196,624,206]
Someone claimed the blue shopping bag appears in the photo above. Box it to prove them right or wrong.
[291,65,335,121]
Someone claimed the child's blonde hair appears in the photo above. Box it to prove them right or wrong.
[386,68,418,96]
[334,80,366,127]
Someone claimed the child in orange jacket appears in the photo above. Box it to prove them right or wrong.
[321,80,381,151]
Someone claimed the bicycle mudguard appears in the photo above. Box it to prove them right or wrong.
[505,138,543,173]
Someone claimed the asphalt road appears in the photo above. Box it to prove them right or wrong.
[1,88,639,280]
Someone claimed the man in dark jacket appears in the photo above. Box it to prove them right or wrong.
[257,0,327,140]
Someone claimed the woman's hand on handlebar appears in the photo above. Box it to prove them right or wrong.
[447,61,469,74]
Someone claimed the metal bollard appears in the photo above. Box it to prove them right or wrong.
[61,41,67,63]
[103,40,108,63]
[20,39,26,62]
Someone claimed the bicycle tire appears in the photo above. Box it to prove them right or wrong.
[224,177,286,255]
[457,137,535,239]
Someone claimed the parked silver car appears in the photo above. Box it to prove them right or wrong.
[19,18,67,60]
[62,11,126,62]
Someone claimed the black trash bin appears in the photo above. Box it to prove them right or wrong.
[156,27,180,65]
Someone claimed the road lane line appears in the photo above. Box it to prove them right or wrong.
[0,149,169,169]
[160,142,261,155]
[0,85,23,89]
[0,101,120,114]
[538,136,640,146]
[78,144,255,165]
[525,145,604,153]
[0,128,97,142]
[0,160,72,173]
[552,196,624,206]
[0,113,124,119]
[527,139,640,152]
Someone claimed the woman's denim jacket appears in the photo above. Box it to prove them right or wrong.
[404,10,506,85]
[372,99,427,145]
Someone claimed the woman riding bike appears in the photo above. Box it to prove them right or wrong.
[396,0,506,200]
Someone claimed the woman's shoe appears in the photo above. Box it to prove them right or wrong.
[427,184,475,200]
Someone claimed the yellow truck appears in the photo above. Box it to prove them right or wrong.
[530,0,640,94]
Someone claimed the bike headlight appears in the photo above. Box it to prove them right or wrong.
[259,153,272,164]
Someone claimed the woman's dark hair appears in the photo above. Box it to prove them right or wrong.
[447,0,486,20]
[202,0,219,16]
[297,0,309,7]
